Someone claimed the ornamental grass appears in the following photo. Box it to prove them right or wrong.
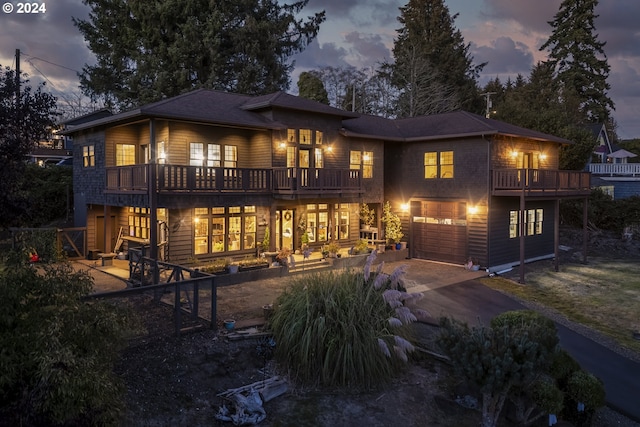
[269,252,424,389]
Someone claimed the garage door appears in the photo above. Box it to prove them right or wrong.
[411,201,467,264]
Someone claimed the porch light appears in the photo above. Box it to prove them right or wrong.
[539,153,547,161]
[400,203,409,212]
[511,150,519,158]
[279,141,286,149]
[325,145,333,153]
[363,153,370,161]
[468,206,478,215]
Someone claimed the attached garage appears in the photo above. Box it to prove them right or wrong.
[411,200,468,264]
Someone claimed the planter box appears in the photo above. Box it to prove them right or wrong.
[239,263,269,272]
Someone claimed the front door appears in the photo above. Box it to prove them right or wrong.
[276,209,295,251]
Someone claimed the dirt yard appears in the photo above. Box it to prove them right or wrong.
[114,227,640,427]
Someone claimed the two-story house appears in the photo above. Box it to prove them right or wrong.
[342,111,591,277]
[66,89,590,280]
[65,90,384,264]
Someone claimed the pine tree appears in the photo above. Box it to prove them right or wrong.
[297,72,329,105]
[391,0,484,117]
[540,0,613,124]
[74,0,325,109]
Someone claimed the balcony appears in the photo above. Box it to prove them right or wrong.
[588,163,640,177]
[492,169,591,197]
[105,165,362,196]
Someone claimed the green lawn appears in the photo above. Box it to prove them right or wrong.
[482,257,640,354]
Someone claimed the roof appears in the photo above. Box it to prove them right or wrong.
[343,110,572,144]
[63,89,572,145]
[242,91,359,119]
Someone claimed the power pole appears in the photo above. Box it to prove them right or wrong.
[480,92,496,118]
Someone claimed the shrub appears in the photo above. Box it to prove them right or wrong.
[438,311,560,427]
[0,261,136,425]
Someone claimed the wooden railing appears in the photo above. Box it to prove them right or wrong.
[492,169,591,196]
[588,163,640,177]
[105,165,362,195]
[272,167,361,192]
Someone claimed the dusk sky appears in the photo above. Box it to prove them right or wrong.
[1,0,638,138]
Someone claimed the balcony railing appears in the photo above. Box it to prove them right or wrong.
[272,168,361,193]
[492,169,591,197]
[588,163,640,177]
[105,165,362,195]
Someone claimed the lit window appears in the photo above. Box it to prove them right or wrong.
[116,144,135,166]
[83,145,95,168]
[509,209,544,238]
[287,129,296,142]
[128,207,150,239]
[363,151,373,179]
[316,131,323,145]
[224,145,237,168]
[315,148,323,168]
[300,129,311,144]
[350,151,361,170]
[424,152,437,178]
[440,151,454,178]
[424,151,453,179]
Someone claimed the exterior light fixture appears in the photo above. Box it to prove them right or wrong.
[511,151,519,158]
[400,203,409,212]
[279,142,286,149]
[325,145,333,152]
[468,206,478,215]
[539,153,547,161]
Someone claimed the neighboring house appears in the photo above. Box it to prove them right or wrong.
[64,89,590,275]
[586,123,640,199]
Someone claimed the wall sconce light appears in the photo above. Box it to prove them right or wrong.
[325,145,333,153]
[363,153,370,161]
[279,141,286,149]
[539,153,547,161]
[511,150,519,158]
[468,206,478,215]
[400,203,409,213]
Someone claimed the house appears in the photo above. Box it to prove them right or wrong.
[65,89,590,280]
[585,123,640,199]
[64,90,382,264]
[342,111,590,276]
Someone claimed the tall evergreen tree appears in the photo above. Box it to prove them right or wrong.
[391,0,484,117]
[297,72,329,105]
[74,0,325,109]
[540,0,613,124]
[0,66,58,228]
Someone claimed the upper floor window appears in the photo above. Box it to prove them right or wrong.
[83,145,95,168]
[424,150,454,179]
[316,131,323,145]
[190,142,221,167]
[116,143,135,166]
[288,129,296,143]
[300,129,312,144]
[224,145,237,168]
[350,150,373,178]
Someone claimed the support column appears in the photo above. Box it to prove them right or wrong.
[148,119,159,284]
[582,196,588,264]
[554,199,560,272]
[519,192,526,284]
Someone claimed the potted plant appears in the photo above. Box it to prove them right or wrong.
[360,203,375,230]
[326,241,340,258]
[465,257,480,271]
[382,201,403,247]
[353,239,370,255]
[276,247,291,266]
[261,227,270,253]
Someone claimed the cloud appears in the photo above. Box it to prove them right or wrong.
[472,36,534,81]
[482,0,561,33]
[343,32,392,69]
